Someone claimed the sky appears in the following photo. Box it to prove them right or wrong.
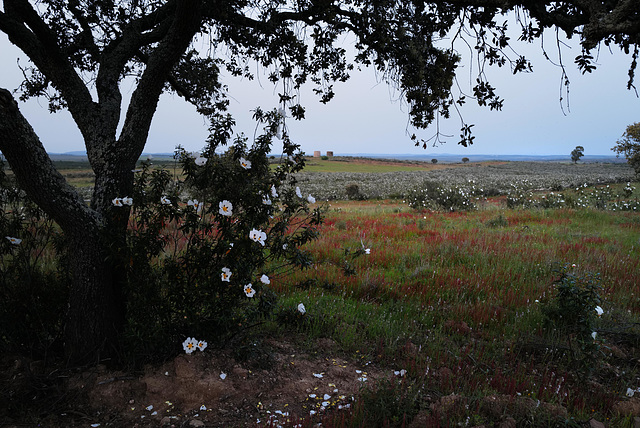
[1,19,638,157]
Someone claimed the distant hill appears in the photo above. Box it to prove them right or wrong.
[41,152,624,163]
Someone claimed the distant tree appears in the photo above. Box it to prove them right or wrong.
[432,159,438,164]
[571,146,585,164]
[1,0,640,363]
[612,123,640,177]
[462,157,470,163]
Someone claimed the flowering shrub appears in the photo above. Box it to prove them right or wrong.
[119,111,324,359]
[408,180,481,211]
[1,110,323,361]
[540,263,603,368]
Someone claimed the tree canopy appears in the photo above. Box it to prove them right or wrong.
[0,0,639,363]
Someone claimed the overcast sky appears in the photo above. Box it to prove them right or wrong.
[1,22,638,157]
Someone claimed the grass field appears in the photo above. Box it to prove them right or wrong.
[3,157,640,426]
[269,199,640,426]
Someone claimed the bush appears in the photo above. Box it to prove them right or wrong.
[540,263,602,368]
[408,180,479,211]
[345,183,365,200]
[0,110,324,363]
[0,159,71,357]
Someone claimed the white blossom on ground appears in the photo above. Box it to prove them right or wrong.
[122,196,133,206]
[182,337,197,354]
[112,197,123,207]
[595,306,604,317]
[627,388,635,397]
[197,340,207,351]
[5,236,21,245]
[160,196,172,205]
[260,274,270,284]
[297,303,306,314]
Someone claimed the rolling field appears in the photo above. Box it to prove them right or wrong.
[3,157,640,426]
[269,199,640,426]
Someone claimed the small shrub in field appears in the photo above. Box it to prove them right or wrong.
[486,214,508,228]
[540,263,603,368]
[349,378,421,427]
[345,183,364,200]
[506,180,536,209]
[408,180,479,211]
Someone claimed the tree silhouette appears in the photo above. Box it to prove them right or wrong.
[1,0,639,363]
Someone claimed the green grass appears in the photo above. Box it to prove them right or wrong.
[269,200,640,426]
[297,157,442,173]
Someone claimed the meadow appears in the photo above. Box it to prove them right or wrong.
[2,158,640,427]
[260,160,640,426]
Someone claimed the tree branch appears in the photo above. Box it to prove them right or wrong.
[0,88,101,235]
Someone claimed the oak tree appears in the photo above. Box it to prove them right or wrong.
[1,0,638,363]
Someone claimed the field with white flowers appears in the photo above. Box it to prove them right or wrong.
[4,158,640,427]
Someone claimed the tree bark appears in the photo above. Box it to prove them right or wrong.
[0,89,124,364]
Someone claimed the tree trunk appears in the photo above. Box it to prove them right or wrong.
[64,227,125,364]
[0,89,125,364]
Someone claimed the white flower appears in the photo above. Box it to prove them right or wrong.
[591,332,597,340]
[220,372,227,380]
[313,373,323,378]
[323,394,331,400]
[627,388,635,397]
[257,231,267,246]
[322,401,329,407]
[146,405,153,411]
[271,185,278,198]
[250,229,267,246]
[122,196,133,206]
[200,405,207,411]
[5,236,21,245]
[260,274,270,284]
[221,267,232,282]
[160,196,172,205]
[182,337,198,354]
[197,340,207,352]
[244,284,256,298]
[297,303,306,314]
[187,199,202,213]
[262,196,272,205]
[364,248,371,255]
[595,306,604,317]
[112,197,123,207]
[219,200,233,216]
[295,186,302,198]
[307,194,316,204]
[240,157,251,169]
[195,155,207,166]
[282,243,288,250]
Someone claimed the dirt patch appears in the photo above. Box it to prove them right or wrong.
[18,338,392,427]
